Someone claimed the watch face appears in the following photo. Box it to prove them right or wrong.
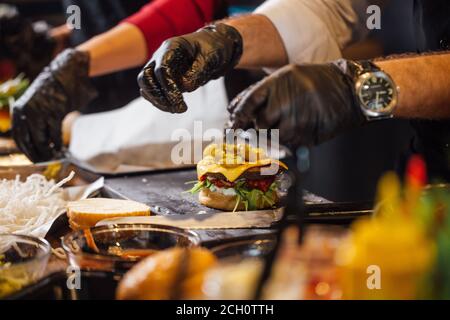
[357,71,397,115]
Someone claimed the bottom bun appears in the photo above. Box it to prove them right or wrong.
[199,188,277,212]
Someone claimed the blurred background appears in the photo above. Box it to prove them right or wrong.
[2,0,64,25]
[305,0,417,202]
[2,0,418,202]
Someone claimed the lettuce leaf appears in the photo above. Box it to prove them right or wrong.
[187,178,278,212]
[0,76,29,109]
[186,180,211,194]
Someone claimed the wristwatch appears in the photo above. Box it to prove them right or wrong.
[345,60,399,120]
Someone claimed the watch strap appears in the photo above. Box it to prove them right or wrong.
[347,60,380,79]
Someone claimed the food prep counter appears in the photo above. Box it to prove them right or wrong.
[0,142,375,300]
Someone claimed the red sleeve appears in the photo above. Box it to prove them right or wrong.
[122,0,217,59]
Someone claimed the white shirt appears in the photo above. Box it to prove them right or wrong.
[70,78,228,160]
[255,0,369,64]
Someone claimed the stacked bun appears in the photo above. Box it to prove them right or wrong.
[67,198,151,230]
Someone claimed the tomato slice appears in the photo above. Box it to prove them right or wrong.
[203,174,275,192]
[246,177,275,192]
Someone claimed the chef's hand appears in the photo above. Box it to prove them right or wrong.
[12,49,97,162]
[228,62,366,148]
[0,4,56,80]
[138,23,243,113]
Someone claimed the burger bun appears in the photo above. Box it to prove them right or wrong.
[199,188,277,211]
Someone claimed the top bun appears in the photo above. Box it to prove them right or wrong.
[67,198,151,230]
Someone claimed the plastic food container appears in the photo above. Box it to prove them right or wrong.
[0,234,51,298]
[62,224,200,273]
[202,238,275,300]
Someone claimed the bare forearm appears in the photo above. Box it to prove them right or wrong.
[225,14,288,69]
[50,24,72,56]
[377,52,450,119]
[77,23,148,77]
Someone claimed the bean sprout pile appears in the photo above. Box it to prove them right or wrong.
[0,172,74,243]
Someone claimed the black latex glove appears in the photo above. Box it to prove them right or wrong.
[12,49,98,162]
[0,4,56,80]
[138,23,243,113]
[228,62,367,148]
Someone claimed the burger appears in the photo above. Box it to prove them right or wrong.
[188,143,288,212]
[116,247,217,300]
[0,75,29,133]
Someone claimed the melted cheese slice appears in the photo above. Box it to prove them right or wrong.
[197,155,288,182]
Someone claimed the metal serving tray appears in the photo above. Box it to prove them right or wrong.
[101,168,372,242]
[0,138,17,155]
[103,168,372,219]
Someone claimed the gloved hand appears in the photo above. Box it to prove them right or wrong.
[138,23,243,113]
[228,62,367,148]
[0,4,56,80]
[12,49,98,162]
